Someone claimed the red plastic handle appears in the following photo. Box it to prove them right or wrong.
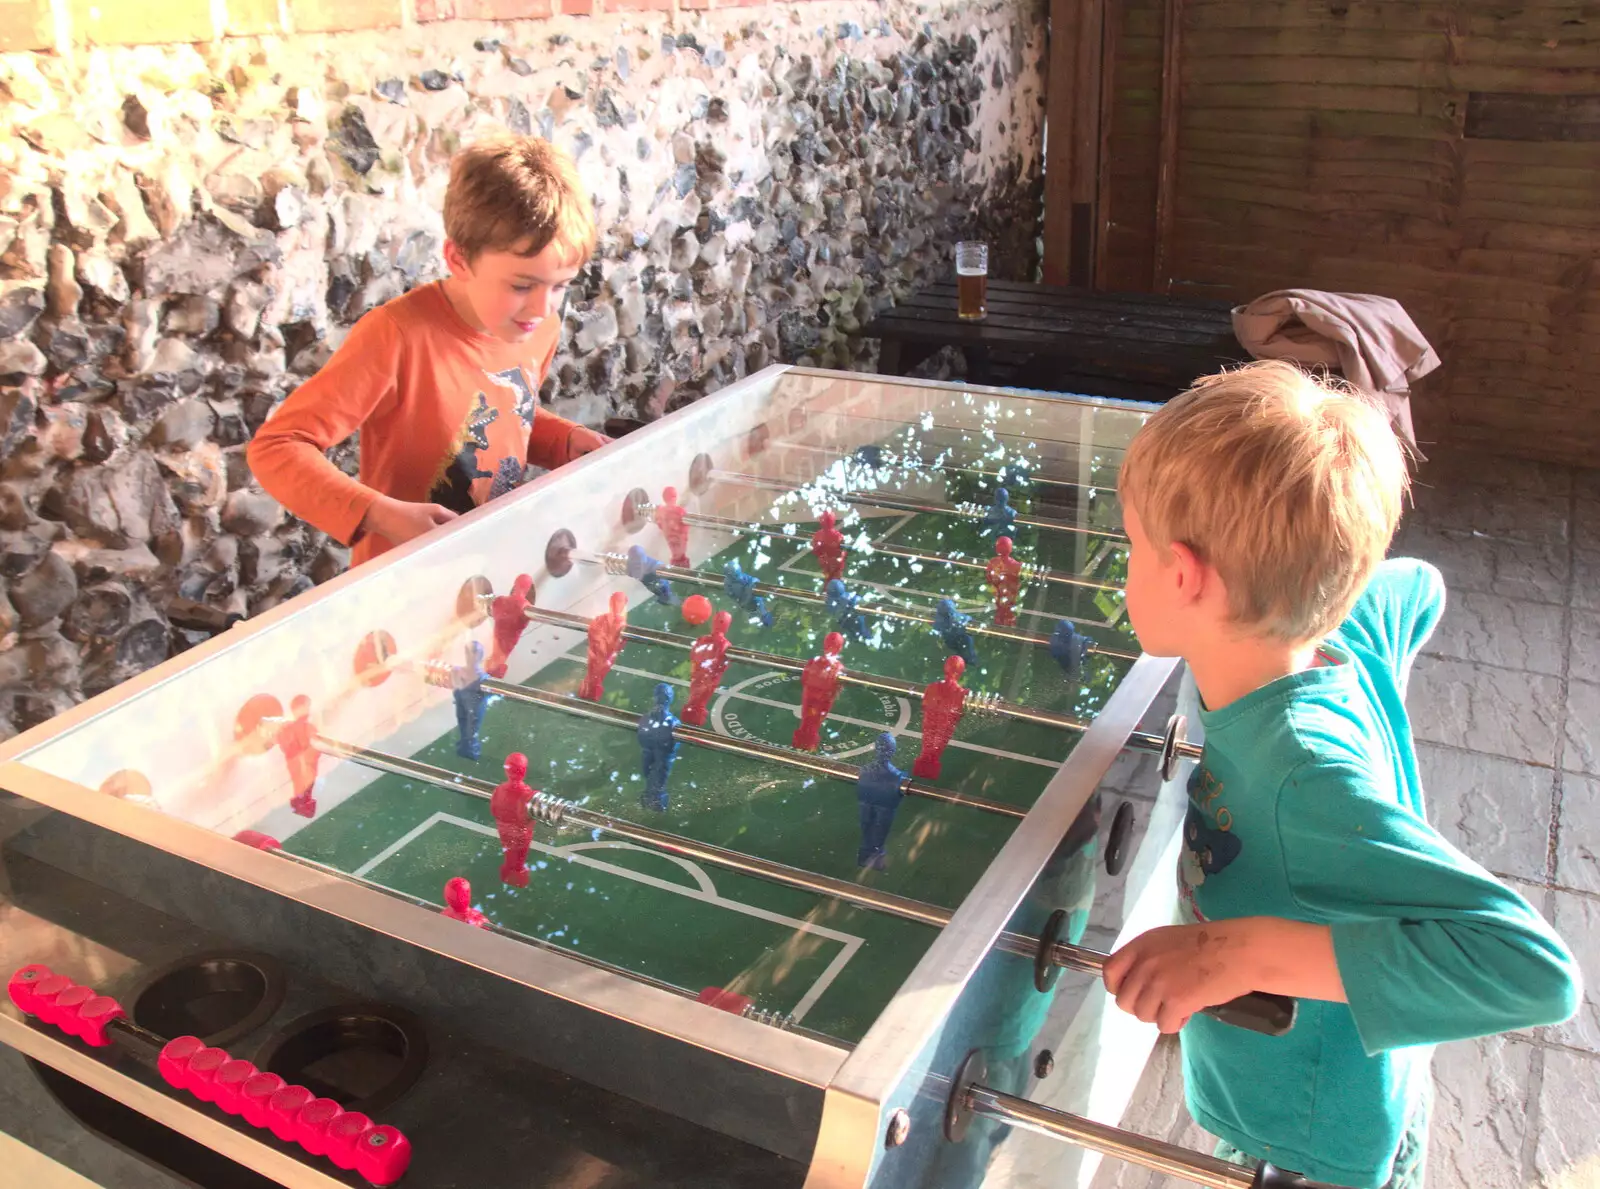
[158,1037,412,1185]
[11,965,411,1186]
[8,964,125,1046]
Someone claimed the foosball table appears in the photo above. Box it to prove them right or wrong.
[0,366,1312,1189]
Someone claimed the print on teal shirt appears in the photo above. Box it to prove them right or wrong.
[1178,764,1240,924]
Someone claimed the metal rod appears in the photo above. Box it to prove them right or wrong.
[597,551,1140,664]
[716,470,1130,543]
[841,487,1128,542]
[522,606,1198,764]
[663,507,1124,596]
[770,437,1099,494]
[275,847,688,998]
[310,736,1110,981]
[788,405,1133,457]
[320,737,953,929]
[965,1086,1252,1189]
[268,772,839,1043]
[471,671,1027,821]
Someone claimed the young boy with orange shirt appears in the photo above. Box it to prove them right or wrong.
[1102,361,1578,1188]
[248,136,608,565]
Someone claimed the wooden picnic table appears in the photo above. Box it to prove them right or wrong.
[860,279,1247,402]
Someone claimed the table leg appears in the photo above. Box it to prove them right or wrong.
[967,345,993,385]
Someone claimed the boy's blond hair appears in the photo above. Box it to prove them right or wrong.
[444,136,596,265]
[1119,360,1410,642]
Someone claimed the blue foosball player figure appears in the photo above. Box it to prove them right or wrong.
[1050,620,1090,681]
[723,559,774,628]
[451,640,497,761]
[980,487,1015,538]
[626,545,676,606]
[856,732,906,869]
[932,598,978,665]
[637,682,681,812]
[854,445,884,468]
[824,578,869,640]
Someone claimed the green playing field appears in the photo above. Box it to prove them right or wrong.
[283,469,1137,1043]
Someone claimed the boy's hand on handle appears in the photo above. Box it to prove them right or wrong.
[1105,917,1344,1034]
[360,497,459,547]
[1104,923,1252,1034]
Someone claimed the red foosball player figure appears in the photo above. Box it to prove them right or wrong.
[985,536,1024,627]
[486,574,534,679]
[697,986,753,1015]
[792,632,846,752]
[277,695,319,818]
[233,830,282,851]
[654,486,691,568]
[490,752,536,887]
[578,592,629,701]
[441,877,489,927]
[682,610,734,726]
[810,509,847,582]
[913,655,968,780]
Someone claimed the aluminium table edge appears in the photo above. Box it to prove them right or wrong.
[784,365,1167,416]
[802,652,1183,1189]
[0,763,851,1091]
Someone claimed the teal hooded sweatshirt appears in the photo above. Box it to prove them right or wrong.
[1178,558,1579,1187]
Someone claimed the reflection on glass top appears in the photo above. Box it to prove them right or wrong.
[3,369,1150,1045]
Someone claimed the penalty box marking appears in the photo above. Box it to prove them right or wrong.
[353,811,863,1023]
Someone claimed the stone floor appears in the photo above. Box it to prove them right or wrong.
[1092,449,1600,1189]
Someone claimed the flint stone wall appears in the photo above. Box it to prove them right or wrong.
[0,0,1045,739]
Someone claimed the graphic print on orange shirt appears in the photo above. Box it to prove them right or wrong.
[428,365,543,514]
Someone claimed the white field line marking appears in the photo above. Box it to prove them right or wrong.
[780,513,991,610]
[712,668,911,761]
[353,812,447,879]
[354,811,862,1023]
[792,934,865,1022]
[588,658,1062,769]
[560,840,718,895]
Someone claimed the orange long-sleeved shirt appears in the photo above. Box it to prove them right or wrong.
[247,281,603,566]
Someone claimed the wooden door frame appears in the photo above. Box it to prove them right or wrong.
[1042,0,1107,287]
[1043,0,1183,293]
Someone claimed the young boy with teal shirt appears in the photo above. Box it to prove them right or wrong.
[1102,360,1580,1188]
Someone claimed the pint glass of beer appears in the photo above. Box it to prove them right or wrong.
[955,241,988,320]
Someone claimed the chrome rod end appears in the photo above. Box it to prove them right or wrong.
[944,1048,987,1143]
[1160,714,1190,782]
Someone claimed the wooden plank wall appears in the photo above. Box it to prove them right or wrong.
[1100,0,1167,290]
[1097,0,1600,465]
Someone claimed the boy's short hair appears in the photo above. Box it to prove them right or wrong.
[1119,359,1410,642]
[444,135,596,265]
